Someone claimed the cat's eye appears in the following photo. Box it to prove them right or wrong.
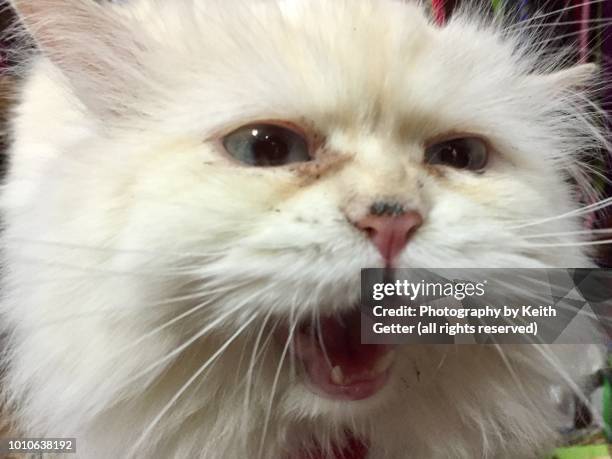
[424,137,489,171]
[222,124,311,167]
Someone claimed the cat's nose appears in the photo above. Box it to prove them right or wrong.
[354,207,423,265]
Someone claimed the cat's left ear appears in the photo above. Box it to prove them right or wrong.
[11,0,145,118]
[535,63,598,89]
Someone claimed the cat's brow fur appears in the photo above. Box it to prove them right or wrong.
[0,0,607,458]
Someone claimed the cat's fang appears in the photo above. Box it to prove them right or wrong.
[330,366,345,385]
[329,351,396,387]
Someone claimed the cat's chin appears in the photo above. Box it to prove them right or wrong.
[277,308,396,401]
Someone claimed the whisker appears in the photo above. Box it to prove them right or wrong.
[530,343,602,425]
[257,319,297,459]
[242,309,278,450]
[515,17,612,30]
[3,236,227,259]
[316,309,333,370]
[508,197,612,230]
[5,253,211,278]
[503,0,605,30]
[111,297,225,358]
[127,315,257,458]
[521,228,612,239]
[15,278,258,330]
[536,21,611,46]
[513,239,612,248]
[121,289,272,387]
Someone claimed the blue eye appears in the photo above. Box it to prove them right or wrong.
[425,137,489,171]
[223,124,311,167]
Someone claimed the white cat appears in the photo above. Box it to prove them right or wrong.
[0,0,608,458]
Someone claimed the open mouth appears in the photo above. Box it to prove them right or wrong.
[282,308,396,401]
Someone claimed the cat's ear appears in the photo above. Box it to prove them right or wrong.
[537,63,598,90]
[10,0,145,118]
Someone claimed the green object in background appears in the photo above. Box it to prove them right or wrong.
[551,445,610,459]
[491,0,504,13]
[605,370,611,442]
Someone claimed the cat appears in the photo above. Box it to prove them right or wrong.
[0,0,608,458]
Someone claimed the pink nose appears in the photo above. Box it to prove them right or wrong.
[355,211,423,265]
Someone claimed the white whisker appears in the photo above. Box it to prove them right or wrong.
[257,319,297,459]
[508,197,612,230]
[127,315,257,458]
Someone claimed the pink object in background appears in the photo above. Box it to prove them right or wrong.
[432,0,447,25]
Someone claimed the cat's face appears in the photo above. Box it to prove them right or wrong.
[6,0,602,454]
[90,0,591,397]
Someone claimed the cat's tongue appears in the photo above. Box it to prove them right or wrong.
[292,309,395,401]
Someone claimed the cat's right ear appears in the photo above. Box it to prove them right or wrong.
[10,0,146,118]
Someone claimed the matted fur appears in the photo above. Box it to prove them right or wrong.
[0,0,608,458]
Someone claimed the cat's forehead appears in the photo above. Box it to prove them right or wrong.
[122,0,434,53]
[115,0,526,139]
[275,0,420,20]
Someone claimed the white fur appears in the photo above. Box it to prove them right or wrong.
[0,0,606,458]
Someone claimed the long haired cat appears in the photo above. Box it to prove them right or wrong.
[0,0,608,458]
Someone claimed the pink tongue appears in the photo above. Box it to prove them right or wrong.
[293,310,394,401]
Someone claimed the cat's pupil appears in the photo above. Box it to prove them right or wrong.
[424,137,488,171]
[252,131,289,166]
[440,144,469,169]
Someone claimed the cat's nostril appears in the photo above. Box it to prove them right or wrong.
[354,211,423,266]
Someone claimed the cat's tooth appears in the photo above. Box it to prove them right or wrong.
[330,366,344,385]
[373,351,396,375]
